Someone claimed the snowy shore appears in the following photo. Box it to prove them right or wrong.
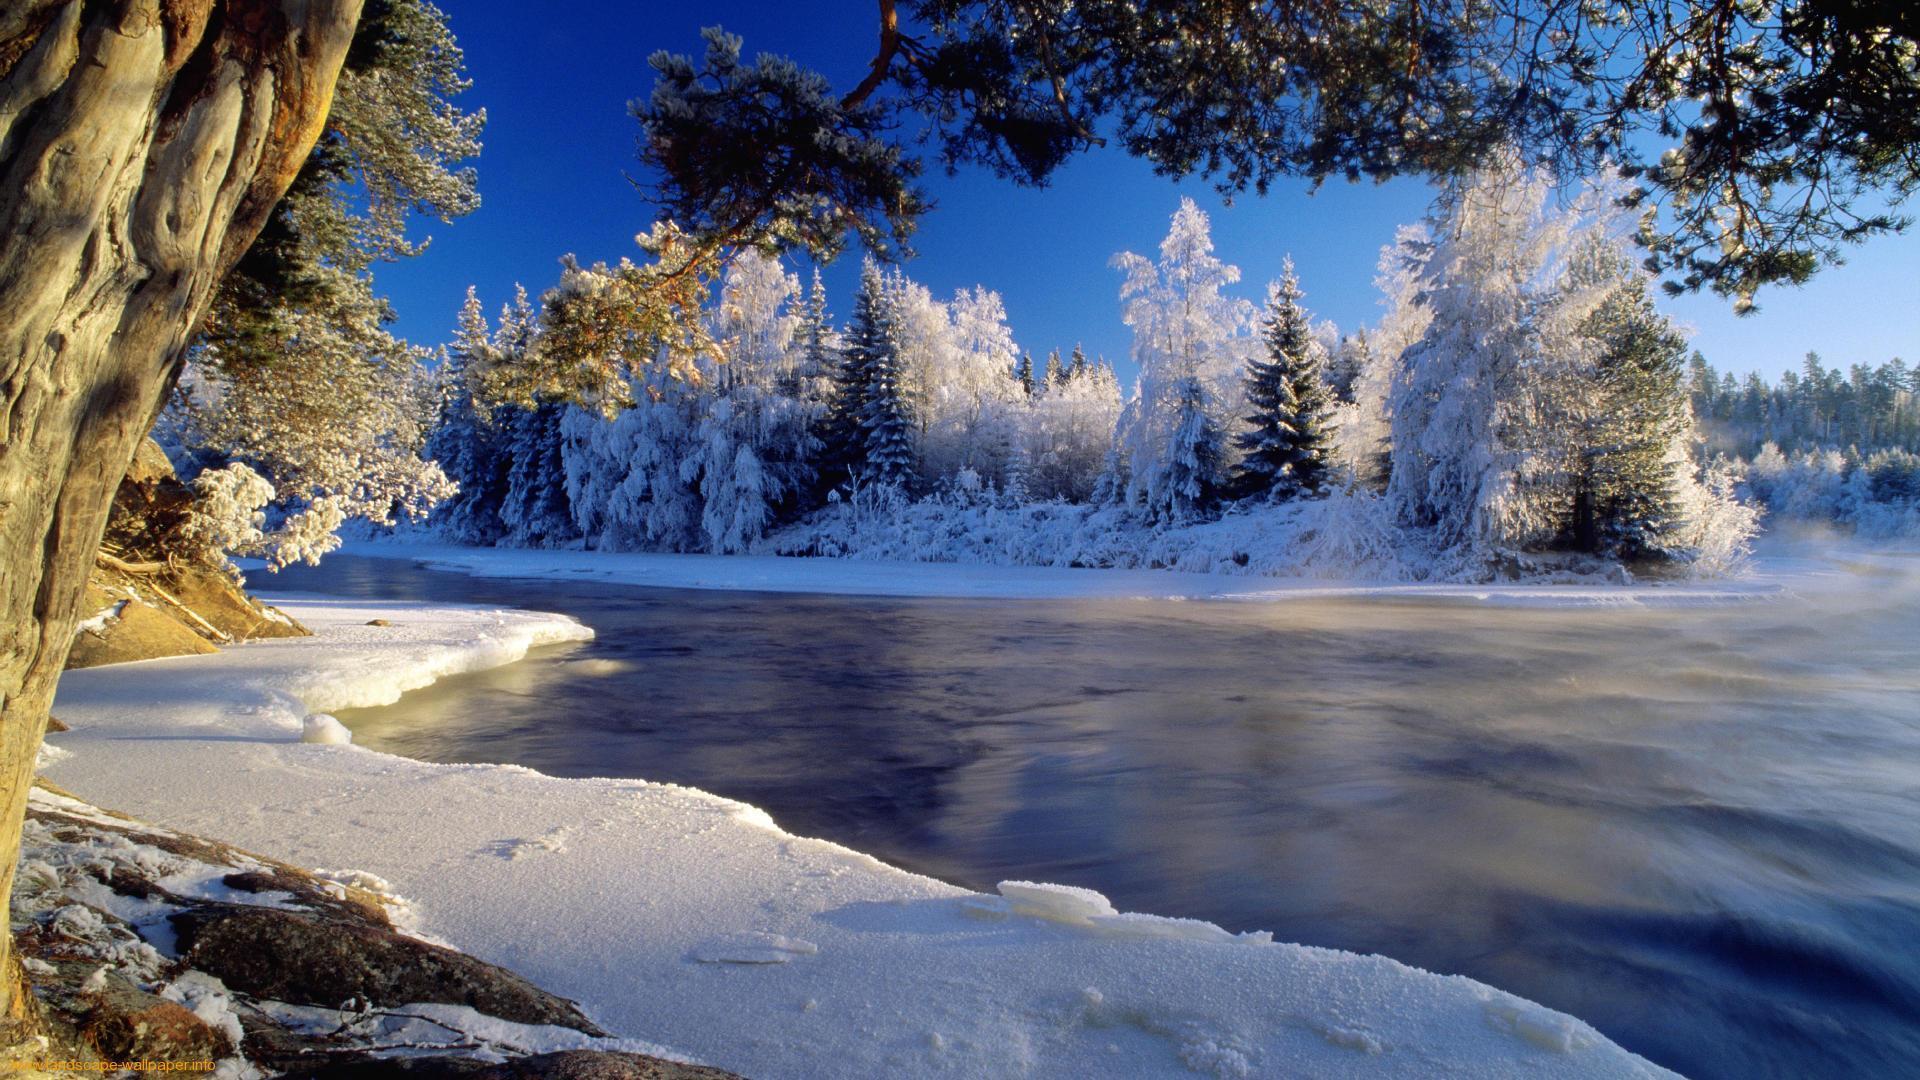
[339,538,1786,607]
[44,594,1680,1077]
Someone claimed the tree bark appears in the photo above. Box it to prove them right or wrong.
[0,0,361,1026]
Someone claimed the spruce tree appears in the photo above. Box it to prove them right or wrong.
[819,261,890,488]
[860,288,917,488]
[1571,247,1692,560]
[1043,348,1065,390]
[1157,375,1226,521]
[1015,352,1035,397]
[1230,260,1334,501]
[1068,344,1090,381]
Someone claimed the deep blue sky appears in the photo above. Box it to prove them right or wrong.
[375,1,1918,380]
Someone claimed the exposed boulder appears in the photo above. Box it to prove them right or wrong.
[16,784,731,1077]
[170,905,606,1034]
[67,438,309,670]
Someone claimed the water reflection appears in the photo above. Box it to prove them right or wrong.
[268,553,1920,1080]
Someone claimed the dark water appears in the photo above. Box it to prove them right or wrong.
[269,553,1920,1080]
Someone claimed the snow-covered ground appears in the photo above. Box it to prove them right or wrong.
[46,595,1679,1078]
[338,539,1788,607]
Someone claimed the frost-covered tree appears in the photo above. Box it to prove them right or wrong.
[1110,199,1254,518]
[921,286,1027,486]
[1043,349,1066,390]
[696,252,820,550]
[861,299,919,490]
[1334,226,1434,492]
[1015,353,1036,397]
[1154,376,1228,521]
[821,261,896,488]
[1068,344,1091,381]
[499,401,578,547]
[1232,260,1335,501]
[1024,361,1125,502]
[1386,163,1595,563]
[425,288,524,545]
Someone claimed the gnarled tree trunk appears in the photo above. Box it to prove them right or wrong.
[0,0,361,1025]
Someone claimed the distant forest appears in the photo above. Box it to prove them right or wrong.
[1691,354,1918,457]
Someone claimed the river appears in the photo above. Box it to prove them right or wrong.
[266,550,1920,1079]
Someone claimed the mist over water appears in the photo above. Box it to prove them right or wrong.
[274,551,1920,1079]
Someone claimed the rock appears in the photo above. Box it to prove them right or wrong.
[80,980,231,1063]
[365,618,392,627]
[65,587,218,669]
[34,961,230,1063]
[170,906,608,1034]
[45,715,68,733]
[278,1050,741,1079]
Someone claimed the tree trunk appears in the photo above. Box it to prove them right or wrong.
[0,0,361,1026]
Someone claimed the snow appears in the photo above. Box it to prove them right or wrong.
[342,538,1782,608]
[300,713,353,745]
[45,594,1679,1078]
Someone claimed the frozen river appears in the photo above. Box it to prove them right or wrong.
[270,549,1920,1079]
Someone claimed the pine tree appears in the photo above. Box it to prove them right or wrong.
[1068,344,1090,380]
[1043,348,1065,390]
[1015,352,1035,397]
[819,261,890,488]
[860,287,917,488]
[1155,376,1226,521]
[499,400,579,547]
[424,288,513,544]
[1568,243,1692,560]
[1230,259,1334,501]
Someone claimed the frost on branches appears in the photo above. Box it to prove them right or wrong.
[418,183,1761,583]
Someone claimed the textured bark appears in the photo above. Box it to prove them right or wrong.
[0,0,362,1023]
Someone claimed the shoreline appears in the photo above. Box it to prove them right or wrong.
[45,593,1675,1078]
[323,539,1789,608]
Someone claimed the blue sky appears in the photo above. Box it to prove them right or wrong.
[374,1,1919,380]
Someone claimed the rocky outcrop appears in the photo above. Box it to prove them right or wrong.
[12,782,740,1078]
[171,906,607,1033]
[66,439,308,670]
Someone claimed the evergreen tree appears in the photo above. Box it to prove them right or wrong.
[860,288,918,488]
[791,268,836,397]
[1230,260,1335,501]
[499,400,579,547]
[1043,348,1065,390]
[1068,344,1090,381]
[819,261,891,488]
[423,288,512,544]
[1154,376,1226,521]
[1015,352,1035,397]
[1568,244,1692,560]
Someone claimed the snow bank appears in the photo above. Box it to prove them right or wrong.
[342,539,1779,608]
[49,597,1677,1079]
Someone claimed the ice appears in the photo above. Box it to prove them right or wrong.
[689,931,820,965]
[997,880,1117,924]
[300,713,353,745]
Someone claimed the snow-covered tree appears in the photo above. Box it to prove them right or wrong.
[425,288,519,544]
[1333,226,1433,491]
[1110,198,1254,518]
[1024,360,1124,502]
[861,300,919,490]
[695,252,819,551]
[920,285,1027,486]
[1386,163,1602,564]
[498,401,578,547]
[1154,376,1227,521]
[821,261,897,488]
[1232,260,1335,501]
